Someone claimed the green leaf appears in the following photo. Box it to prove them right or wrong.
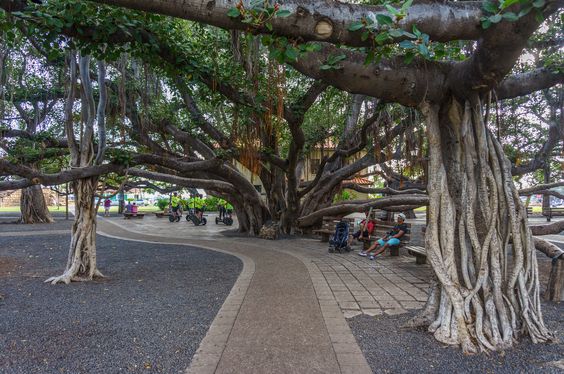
[399,40,415,49]
[361,31,370,41]
[385,4,399,15]
[249,0,264,10]
[418,44,430,58]
[500,0,520,10]
[227,8,241,18]
[502,12,519,21]
[348,21,364,31]
[333,54,346,62]
[518,6,532,17]
[375,31,390,45]
[422,33,430,44]
[482,1,498,13]
[401,0,413,13]
[320,64,332,70]
[481,19,493,29]
[364,50,375,65]
[532,0,545,8]
[489,14,502,23]
[376,14,393,26]
[412,25,421,37]
[276,10,292,17]
[389,29,403,38]
[284,47,299,61]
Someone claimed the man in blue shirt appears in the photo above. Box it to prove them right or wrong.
[363,213,408,260]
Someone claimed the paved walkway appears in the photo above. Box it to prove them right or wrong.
[95,214,434,373]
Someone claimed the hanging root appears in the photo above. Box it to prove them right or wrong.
[417,99,555,353]
[404,277,440,329]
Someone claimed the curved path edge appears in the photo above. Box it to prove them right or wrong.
[97,219,255,374]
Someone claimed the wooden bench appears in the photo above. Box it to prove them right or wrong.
[406,245,427,264]
[154,212,169,218]
[123,212,145,219]
[543,207,564,222]
[526,206,533,217]
[313,216,354,242]
[361,221,411,256]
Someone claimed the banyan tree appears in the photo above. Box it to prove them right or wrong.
[0,0,562,352]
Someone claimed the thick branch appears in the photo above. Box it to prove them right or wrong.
[88,0,483,47]
[298,194,429,227]
[127,168,236,194]
[0,128,68,148]
[533,237,564,260]
[0,161,125,191]
[530,220,564,236]
[519,181,564,195]
[496,68,564,100]
[341,184,427,195]
[291,45,445,107]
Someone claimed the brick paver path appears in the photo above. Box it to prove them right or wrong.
[97,215,432,373]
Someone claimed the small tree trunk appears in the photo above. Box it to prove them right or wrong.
[542,165,550,218]
[416,99,554,353]
[403,209,416,219]
[20,185,54,224]
[545,258,564,302]
[45,177,103,284]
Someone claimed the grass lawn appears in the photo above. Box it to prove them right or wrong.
[0,206,67,213]
[0,205,162,213]
[107,205,160,213]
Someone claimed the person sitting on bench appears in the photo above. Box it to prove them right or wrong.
[349,212,375,247]
[360,213,407,260]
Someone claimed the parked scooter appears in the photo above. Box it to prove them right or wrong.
[186,208,207,226]
[215,214,233,226]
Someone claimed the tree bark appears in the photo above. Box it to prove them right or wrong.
[45,177,103,284]
[545,257,564,302]
[417,98,554,353]
[19,185,54,224]
[45,53,106,284]
[530,221,564,236]
[542,165,551,215]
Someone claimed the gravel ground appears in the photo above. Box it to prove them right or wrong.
[0,229,242,373]
[0,212,73,231]
[349,303,563,373]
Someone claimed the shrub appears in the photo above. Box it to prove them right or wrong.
[205,196,220,211]
[156,198,169,211]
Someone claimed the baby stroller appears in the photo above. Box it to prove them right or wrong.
[328,220,351,253]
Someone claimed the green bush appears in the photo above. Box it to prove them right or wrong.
[333,189,357,202]
[205,196,220,211]
[156,198,169,211]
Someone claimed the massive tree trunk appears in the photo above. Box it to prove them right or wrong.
[46,177,103,284]
[414,98,554,353]
[19,185,54,224]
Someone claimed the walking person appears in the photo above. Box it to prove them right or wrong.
[104,197,112,217]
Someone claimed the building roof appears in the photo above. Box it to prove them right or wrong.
[343,177,372,185]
